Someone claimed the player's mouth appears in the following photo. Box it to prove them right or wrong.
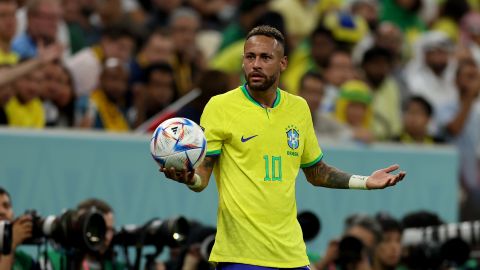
[249,72,265,82]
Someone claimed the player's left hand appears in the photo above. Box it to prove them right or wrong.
[160,166,196,186]
[366,164,406,189]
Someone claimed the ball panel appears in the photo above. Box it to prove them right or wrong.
[162,152,189,170]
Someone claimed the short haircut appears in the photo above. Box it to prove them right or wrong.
[77,198,113,215]
[0,187,11,204]
[404,96,433,117]
[142,62,175,84]
[375,213,403,233]
[310,25,335,42]
[299,71,324,90]
[345,214,383,244]
[246,25,286,54]
[26,0,59,15]
[361,46,394,66]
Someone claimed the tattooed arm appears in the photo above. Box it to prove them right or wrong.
[302,161,406,189]
[303,161,352,188]
[161,156,218,192]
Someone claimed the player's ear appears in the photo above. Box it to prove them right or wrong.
[280,56,287,72]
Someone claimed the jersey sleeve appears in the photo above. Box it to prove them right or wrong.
[300,101,323,168]
[200,96,225,156]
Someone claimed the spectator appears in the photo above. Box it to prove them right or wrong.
[334,80,375,144]
[0,0,19,65]
[394,96,442,144]
[42,61,75,127]
[0,186,34,270]
[315,214,382,270]
[66,24,135,97]
[404,31,458,135]
[353,22,404,67]
[322,49,356,113]
[373,214,403,270]
[78,58,130,132]
[4,65,45,128]
[282,26,337,94]
[298,71,353,143]
[361,47,402,140]
[169,7,205,96]
[444,59,480,219]
[129,29,175,86]
[132,62,177,128]
[12,0,65,59]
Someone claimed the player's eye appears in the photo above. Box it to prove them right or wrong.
[262,55,272,61]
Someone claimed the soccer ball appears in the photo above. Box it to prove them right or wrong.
[150,117,207,170]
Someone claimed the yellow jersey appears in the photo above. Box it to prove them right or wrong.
[200,85,323,267]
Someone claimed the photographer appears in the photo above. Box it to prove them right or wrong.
[314,214,382,270]
[44,198,125,270]
[372,214,402,270]
[0,186,35,270]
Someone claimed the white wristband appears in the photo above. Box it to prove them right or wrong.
[187,174,202,189]
[348,175,369,189]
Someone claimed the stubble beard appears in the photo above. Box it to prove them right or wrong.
[245,73,278,92]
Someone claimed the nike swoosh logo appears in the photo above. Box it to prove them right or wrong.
[241,135,258,143]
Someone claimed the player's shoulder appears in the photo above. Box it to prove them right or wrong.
[279,89,309,108]
[206,87,243,105]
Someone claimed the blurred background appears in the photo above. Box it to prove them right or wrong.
[0,0,480,269]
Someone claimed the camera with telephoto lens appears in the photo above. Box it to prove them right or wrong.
[0,220,12,254]
[402,220,480,269]
[113,216,189,249]
[23,209,107,253]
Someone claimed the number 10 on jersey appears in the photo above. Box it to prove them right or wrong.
[263,155,282,181]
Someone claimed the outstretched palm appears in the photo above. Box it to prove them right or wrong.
[366,164,406,189]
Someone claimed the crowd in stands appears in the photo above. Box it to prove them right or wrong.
[0,0,479,213]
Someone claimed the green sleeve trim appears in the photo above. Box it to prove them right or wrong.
[206,150,221,156]
[300,153,324,168]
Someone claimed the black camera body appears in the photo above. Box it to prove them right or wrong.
[24,208,106,253]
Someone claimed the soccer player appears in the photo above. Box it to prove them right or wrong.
[160,25,406,270]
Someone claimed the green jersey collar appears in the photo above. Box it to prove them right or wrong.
[241,84,281,108]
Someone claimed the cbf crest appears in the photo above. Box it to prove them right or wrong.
[286,125,300,150]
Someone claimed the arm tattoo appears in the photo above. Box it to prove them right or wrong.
[202,156,218,169]
[302,161,352,189]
